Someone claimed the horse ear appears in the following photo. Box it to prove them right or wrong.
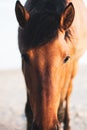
[60,3,75,30]
[15,0,30,27]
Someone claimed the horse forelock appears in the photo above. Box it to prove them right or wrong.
[18,0,71,53]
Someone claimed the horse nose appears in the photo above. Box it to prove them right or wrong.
[31,122,59,130]
[31,122,39,130]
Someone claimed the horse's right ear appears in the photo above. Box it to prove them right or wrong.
[15,0,30,27]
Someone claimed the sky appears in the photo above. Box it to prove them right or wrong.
[0,0,87,70]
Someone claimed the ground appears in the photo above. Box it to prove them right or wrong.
[0,65,87,130]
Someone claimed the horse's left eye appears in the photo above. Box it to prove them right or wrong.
[22,54,29,64]
[63,56,70,63]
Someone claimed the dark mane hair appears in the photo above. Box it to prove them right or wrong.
[18,0,69,53]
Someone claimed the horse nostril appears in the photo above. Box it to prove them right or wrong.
[54,124,59,130]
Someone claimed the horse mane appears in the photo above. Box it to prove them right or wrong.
[18,0,71,53]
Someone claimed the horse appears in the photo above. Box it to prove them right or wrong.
[15,0,87,130]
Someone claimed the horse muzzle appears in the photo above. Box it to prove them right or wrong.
[31,122,60,130]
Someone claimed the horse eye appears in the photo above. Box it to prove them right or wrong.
[22,53,29,64]
[63,56,70,63]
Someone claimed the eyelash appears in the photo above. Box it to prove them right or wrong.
[22,54,30,64]
[63,56,70,63]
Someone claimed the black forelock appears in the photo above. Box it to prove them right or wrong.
[18,0,68,53]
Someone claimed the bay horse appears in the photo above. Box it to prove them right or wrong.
[15,0,87,130]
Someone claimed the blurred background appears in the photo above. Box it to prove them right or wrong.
[0,0,25,70]
[0,0,87,70]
